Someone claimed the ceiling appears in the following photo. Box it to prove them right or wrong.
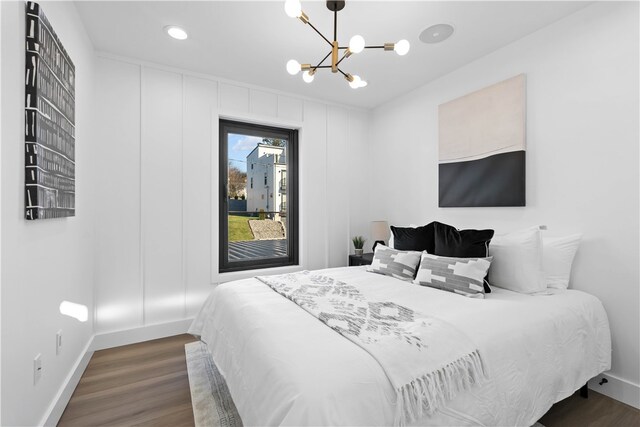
[75,1,591,109]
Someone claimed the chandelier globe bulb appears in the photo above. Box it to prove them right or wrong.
[286,59,302,75]
[349,75,362,89]
[394,39,410,56]
[302,70,315,83]
[349,35,365,54]
[284,0,302,18]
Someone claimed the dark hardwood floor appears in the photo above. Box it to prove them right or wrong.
[540,387,639,427]
[58,334,197,426]
[59,334,639,426]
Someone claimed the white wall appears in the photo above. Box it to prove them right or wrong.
[92,55,370,334]
[0,1,96,425]
[0,2,3,423]
[368,1,639,401]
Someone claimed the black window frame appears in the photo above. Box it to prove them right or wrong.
[219,119,299,273]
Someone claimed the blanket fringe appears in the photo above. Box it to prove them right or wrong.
[393,350,486,426]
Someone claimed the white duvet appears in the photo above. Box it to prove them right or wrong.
[189,267,611,426]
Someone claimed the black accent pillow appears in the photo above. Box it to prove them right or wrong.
[433,221,494,293]
[390,223,435,253]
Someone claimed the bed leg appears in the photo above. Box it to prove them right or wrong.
[579,383,588,398]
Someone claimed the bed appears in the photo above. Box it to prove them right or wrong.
[189,266,611,426]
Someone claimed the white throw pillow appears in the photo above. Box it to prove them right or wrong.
[543,234,582,289]
[488,226,545,294]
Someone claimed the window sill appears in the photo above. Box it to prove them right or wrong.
[216,264,303,284]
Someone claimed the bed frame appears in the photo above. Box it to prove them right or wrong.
[580,383,589,398]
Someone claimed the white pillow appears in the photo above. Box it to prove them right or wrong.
[543,234,582,289]
[488,226,546,294]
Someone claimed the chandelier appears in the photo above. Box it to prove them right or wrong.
[284,0,410,89]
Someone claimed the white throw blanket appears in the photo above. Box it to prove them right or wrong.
[256,271,486,426]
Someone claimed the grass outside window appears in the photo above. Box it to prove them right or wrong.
[228,215,254,242]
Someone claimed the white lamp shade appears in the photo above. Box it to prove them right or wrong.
[371,221,390,241]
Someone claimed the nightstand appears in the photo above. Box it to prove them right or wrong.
[348,253,374,266]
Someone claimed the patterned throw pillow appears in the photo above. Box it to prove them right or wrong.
[414,253,492,298]
[366,245,422,282]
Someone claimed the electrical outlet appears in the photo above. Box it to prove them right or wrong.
[33,354,42,385]
[56,330,63,355]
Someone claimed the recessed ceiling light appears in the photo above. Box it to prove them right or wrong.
[419,24,454,44]
[165,25,188,40]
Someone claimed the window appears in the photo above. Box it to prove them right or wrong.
[219,119,298,273]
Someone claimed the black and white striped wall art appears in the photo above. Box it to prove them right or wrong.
[25,1,76,220]
[438,74,526,207]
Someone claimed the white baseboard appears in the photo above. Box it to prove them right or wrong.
[589,372,640,409]
[91,318,194,351]
[40,337,95,427]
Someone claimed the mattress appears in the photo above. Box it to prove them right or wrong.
[189,266,611,426]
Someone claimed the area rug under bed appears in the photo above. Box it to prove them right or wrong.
[185,341,243,427]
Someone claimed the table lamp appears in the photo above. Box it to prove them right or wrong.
[371,221,390,252]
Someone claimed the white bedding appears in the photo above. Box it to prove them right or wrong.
[189,266,611,426]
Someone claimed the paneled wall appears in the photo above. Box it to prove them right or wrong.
[93,56,369,333]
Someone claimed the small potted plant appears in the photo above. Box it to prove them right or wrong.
[352,236,366,256]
